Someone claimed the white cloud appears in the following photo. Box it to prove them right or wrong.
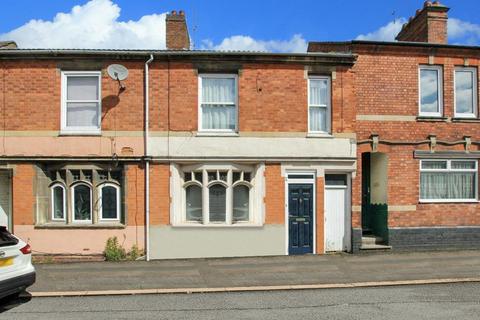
[201,34,307,53]
[0,0,167,49]
[356,18,407,41]
[448,18,480,45]
[356,17,480,46]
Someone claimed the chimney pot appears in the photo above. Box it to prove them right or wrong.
[179,10,184,16]
[171,10,177,15]
[424,1,432,8]
[416,9,421,15]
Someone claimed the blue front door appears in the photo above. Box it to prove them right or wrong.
[288,184,314,255]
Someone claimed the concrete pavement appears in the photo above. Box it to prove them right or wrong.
[29,250,480,295]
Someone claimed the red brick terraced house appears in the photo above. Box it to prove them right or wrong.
[0,11,358,259]
[309,1,480,251]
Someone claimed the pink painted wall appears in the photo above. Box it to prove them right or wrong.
[14,225,144,255]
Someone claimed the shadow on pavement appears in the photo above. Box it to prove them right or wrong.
[0,292,32,313]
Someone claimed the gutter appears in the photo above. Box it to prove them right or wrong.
[145,54,154,261]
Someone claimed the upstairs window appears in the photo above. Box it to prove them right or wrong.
[199,74,238,133]
[419,66,443,117]
[308,76,331,133]
[455,67,478,118]
[61,71,101,134]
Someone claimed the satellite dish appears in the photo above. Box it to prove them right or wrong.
[107,64,129,81]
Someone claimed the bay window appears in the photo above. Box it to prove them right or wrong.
[46,166,123,225]
[199,74,238,132]
[171,163,264,226]
[61,71,101,134]
[420,160,478,202]
[308,76,331,133]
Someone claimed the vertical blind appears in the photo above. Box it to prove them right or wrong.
[66,76,100,128]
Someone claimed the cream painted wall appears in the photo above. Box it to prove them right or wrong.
[149,225,285,259]
[370,153,388,204]
[149,136,356,159]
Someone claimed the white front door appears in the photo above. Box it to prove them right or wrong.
[0,171,11,229]
[324,174,350,252]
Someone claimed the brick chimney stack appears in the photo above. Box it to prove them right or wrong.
[166,10,190,50]
[396,1,449,44]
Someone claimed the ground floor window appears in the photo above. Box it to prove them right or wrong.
[420,159,478,202]
[171,163,264,226]
[46,165,123,225]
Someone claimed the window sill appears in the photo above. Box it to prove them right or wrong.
[35,223,125,229]
[306,132,333,138]
[59,131,102,137]
[195,132,239,137]
[171,222,264,228]
[418,200,479,204]
[416,116,448,122]
[451,117,480,123]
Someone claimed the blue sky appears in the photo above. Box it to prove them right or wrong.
[1,0,479,51]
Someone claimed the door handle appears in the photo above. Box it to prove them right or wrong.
[295,218,306,222]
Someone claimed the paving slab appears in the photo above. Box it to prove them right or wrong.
[29,250,480,293]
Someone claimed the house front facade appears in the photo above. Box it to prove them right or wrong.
[309,1,480,251]
[0,11,358,259]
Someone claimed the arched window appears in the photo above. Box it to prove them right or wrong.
[209,184,227,222]
[99,184,120,221]
[51,184,66,221]
[185,184,202,222]
[72,183,92,222]
[233,184,250,222]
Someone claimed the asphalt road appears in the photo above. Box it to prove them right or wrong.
[1,283,480,319]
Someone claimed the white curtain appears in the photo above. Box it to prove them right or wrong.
[201,78,236,130]
[309,107,327,132]
[309,79,327,105]
[421,172,475,199]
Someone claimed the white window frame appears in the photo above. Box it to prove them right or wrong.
[419,159,479,203]
[61,71,102,135]
[170,163,265,227]
[198,73,238,134]
[418,65,443,117]
[454,67,478,118]
[71,182,93,223]
[98,183,121,222]
[50,183,66,221]
[308,76,331,134]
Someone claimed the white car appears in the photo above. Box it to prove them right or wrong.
[0,226,35,299]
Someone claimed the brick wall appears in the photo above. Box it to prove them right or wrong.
[149,164,170,226]
[12,164,35,226]
[352,45,480,228]
[264,164,284,224]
